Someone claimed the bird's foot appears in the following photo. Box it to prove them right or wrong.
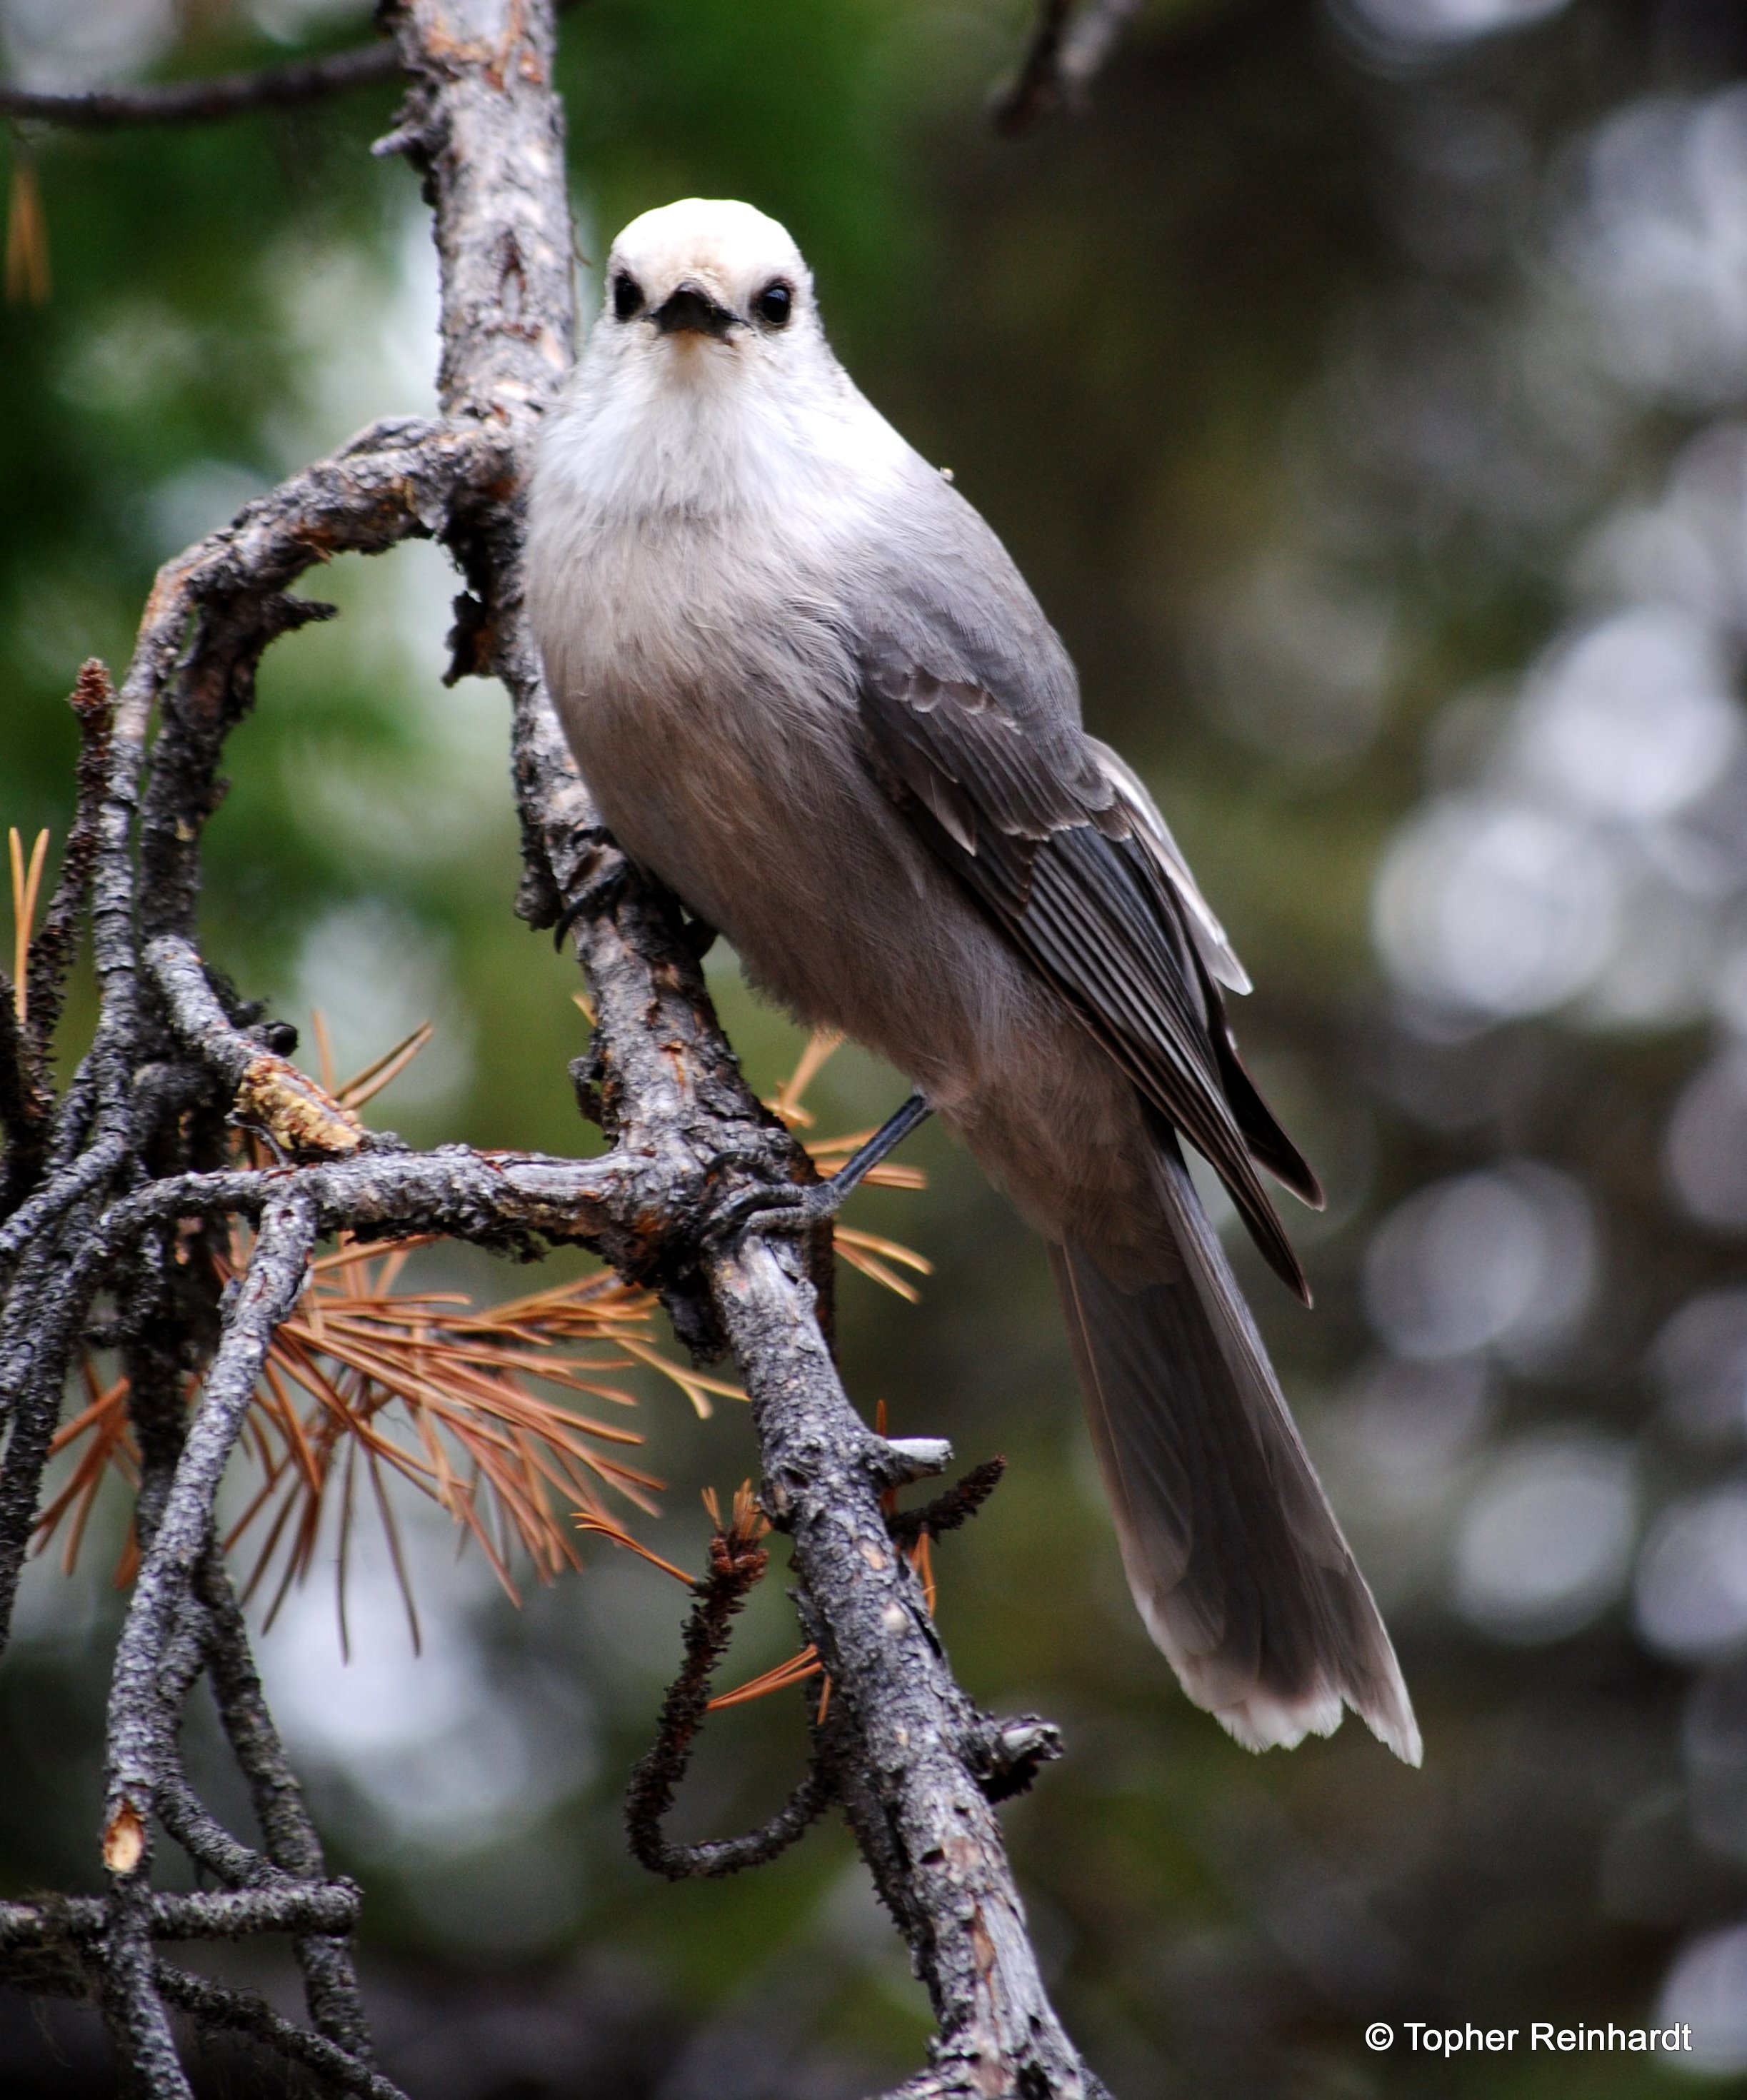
[704,1091,933,1247]
[551,855,630,951]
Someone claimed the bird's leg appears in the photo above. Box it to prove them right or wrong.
[707,1092,933,1244]
[806,1092,933,1213]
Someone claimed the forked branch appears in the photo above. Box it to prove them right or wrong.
[0,2,1100,2094]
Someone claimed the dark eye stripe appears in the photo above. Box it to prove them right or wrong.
[612,272,643,322]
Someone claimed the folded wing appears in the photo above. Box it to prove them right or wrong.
[854,645,1321,1297]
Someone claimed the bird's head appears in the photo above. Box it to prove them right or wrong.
[539,196,903,530]
[592,199,821,383]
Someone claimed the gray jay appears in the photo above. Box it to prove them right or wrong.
[527,199,1419,1764]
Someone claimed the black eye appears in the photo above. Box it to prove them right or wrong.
[612,271,643,322]
[754,281,792,328]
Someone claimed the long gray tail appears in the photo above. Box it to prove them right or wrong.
[1049,1140,1420,1763]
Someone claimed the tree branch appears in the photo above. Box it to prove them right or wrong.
[99,1190,319,2094]
[0,1,1106,2090]
[991,0,1141,136]
[0,1884,361,1949]
[0,0,589,133]
[626,1511,834,1879]
[153,1964,407,2100]
[0,41,402,130]
[887,1457,1007,1547]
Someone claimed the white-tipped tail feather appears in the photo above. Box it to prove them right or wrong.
[1051,1140,1421,1767]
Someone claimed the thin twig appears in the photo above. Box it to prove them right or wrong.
[0,0,591,133]
[197,1554,375,2059]
[991,0,1142,136]
[0,41,401,130]
[25,661,114,1065]
[626,1505,833,1878]
[154,1964,409,2100]
[886,1457,1007,1547]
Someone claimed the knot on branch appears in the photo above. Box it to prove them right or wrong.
[234,1055,365,1159]
[101,1798,147,1877]
[963,1714,1064,1804]
[867,1434,954,1492]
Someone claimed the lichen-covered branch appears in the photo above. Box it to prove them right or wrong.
[0,2,1103,2094]
[625,1509,833,1879]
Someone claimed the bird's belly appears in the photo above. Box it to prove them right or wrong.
[563,671,968,1072]
[540,545,1172,1271]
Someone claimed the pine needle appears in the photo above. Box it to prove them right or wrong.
[41,1228,716,1625]
[706,1645,824,1710]
[309,1008,338,1092]
[834,1227,934,1302]
[573,1510,696,1587]
[767,1028,844,1130]
[9,826,48,1024]
[336,1022,434,1111]
[6,150,49,308]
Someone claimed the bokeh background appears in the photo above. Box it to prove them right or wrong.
[6,0,1747,2091]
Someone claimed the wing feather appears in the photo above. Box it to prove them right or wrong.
[857,650,1316,1299]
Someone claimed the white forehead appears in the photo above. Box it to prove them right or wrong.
[609,199,806,296]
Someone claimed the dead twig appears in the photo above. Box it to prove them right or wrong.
[624,1487,834,1879]
[991,0,1143,136]
[0,41,403,131]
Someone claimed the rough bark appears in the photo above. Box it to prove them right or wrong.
[0,4,1105,2093]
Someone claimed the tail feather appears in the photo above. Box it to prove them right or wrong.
[1051,1137,1420,1764]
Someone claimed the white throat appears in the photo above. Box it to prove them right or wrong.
[541,317,913,539]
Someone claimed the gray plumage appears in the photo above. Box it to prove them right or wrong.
[526,199,1419,1762]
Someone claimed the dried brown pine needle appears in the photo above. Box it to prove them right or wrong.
[9,825,49,1023]
[704,1479,769,1548]
[767,1028,846,1130]
[335,1022,434,1112]
[35,1357,134,1575]
[40,1223,746,1641]
[573,1509,696,1586]
[764,1030,933,1301]
[227,1230,676,1627]
[707,1645,823,1710]
[309,1008,339,1092]
[5,151,49,308]
[834,1227,933,1303]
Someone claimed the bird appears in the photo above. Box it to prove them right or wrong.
[526,197,1420,1764]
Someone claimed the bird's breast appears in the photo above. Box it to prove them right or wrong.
[540,511,864,922]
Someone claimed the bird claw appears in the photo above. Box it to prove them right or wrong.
[701,1092,931,1250]
[704,1180,839,1249]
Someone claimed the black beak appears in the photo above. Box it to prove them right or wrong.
[651,282,739,339]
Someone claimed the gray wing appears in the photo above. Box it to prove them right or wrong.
[846,493,1321,1297]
